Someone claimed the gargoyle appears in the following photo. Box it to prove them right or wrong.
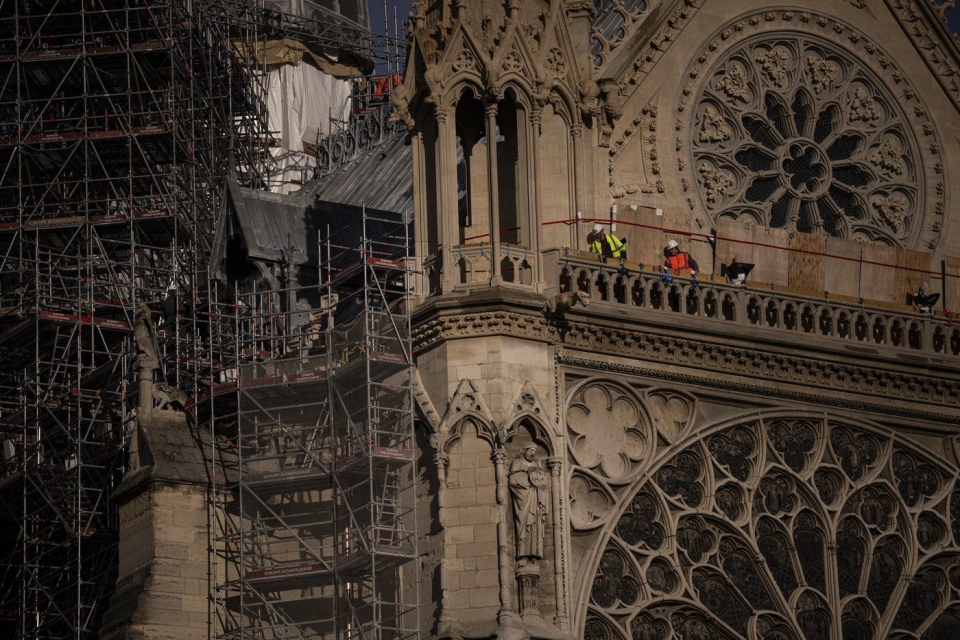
[388,81,415,127]
[153,382,188,412]
[543,289,590,317]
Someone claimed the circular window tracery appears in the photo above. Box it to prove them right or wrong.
[682,20,944,249]
[581,414,960,639]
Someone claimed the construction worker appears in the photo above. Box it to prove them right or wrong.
[664,239,698,276]
[590,224,628,275]
[590,224,627,259]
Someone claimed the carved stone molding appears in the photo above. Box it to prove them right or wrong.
[436,378,499,451]
[558,353,960,426]
[412,309,960,425]
[413,310,556,351]
[414,367,442,430]
[888,0,960,113]
[614,0,707,99]
[502,382,556,444]
[590,0,653,71]
[608,94,662,197]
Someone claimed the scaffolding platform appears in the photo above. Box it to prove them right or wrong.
[0,2,243,636]
[241,465,334,494]
[212,207,420,638]
[244,562,335,591]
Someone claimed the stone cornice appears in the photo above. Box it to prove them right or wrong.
[412,304,960,426]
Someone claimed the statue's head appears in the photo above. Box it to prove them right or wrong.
[522,443,537,459]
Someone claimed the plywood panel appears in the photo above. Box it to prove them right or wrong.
[824,237,862,299]
[789,233,826,293]
[895,248,932,307]
[945,256,960,313]
[750,226,790,287]
[715,218,753,275]
[860,244,898,303]
[612,204,663,270]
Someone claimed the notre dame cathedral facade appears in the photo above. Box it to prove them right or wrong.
[392,0,960,639]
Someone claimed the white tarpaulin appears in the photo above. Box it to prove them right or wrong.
[265,60,352,193]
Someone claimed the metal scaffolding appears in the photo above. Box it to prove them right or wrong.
[0,0,408,637]
[209,209,420,639]
[0,1,249,636]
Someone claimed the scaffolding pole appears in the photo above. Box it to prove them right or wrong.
[210,207,420,639]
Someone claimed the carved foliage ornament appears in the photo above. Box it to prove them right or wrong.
[582,414,960,639]
[679,13,944,250]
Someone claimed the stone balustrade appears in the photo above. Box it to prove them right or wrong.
[453,242,534,286]
[555,252,960,358]
[418,244,536,294]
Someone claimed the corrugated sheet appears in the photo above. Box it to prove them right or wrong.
[228,181,319,264]
[300,132,414,214]
[226,178,407,268]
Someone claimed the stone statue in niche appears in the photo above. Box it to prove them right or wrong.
[509,443,549,568]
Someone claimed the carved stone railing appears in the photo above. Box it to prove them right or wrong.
[453,243,534,287]
[555,253,960,358]
[314,101,403,177]
[414,243,538,297]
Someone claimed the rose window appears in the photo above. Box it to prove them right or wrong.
[581,413,960,639]
[689,35,925,246]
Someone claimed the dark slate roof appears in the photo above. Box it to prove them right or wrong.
[300,132,414,214]
[225,178,408,270]
[227,180,318,265]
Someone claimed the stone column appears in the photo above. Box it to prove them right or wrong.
[570,125,584,250]
[492,447,514,624]
[411,131,430,299]
[486,102,502,283]
[529,107,544,291]
[547,455,569,629]
[437,107,460,293]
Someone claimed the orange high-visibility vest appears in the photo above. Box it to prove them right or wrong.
[666,252,692,274]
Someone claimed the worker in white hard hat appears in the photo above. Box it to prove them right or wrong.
[589,223,626,260]
[664,239,698,276]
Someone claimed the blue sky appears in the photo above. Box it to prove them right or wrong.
[369,0,414,37]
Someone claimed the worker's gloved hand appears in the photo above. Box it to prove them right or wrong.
[689,271,696,277]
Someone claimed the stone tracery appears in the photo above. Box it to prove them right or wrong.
[683,19,943,248]
[574,411,960,639]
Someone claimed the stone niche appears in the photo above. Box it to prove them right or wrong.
[441,420,502,627]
